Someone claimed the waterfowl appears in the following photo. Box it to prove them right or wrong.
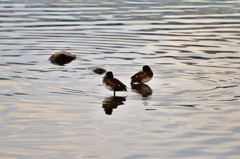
[103,71,127,96]
[131,65,153,84]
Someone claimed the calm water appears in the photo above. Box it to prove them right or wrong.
[1,0,240,158]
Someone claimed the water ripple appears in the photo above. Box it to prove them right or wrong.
[1,0,240,159]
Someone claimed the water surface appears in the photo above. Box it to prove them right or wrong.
[1,0,240,158]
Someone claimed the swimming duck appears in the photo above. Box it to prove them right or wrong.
[103,71,127,96]
[131,65,153,84]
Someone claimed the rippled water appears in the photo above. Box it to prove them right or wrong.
[1,0,240,158]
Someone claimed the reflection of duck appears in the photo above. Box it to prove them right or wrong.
[103,71,127,96]
[131,83,152,97]
[131,65,153,84]
[102,96,126,115]
[49,51,76,66]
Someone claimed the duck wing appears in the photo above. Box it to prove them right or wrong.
[131,71,143,84]
[110,78,127,91]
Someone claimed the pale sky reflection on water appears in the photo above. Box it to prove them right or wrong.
[1,0,240,158]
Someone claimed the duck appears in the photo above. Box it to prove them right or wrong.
[103,71,127,96]
[131,65,153,84]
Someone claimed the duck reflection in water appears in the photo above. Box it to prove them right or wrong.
[131,83,152,97]
[102,96,126,115]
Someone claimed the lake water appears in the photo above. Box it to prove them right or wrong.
[1,0,240,158]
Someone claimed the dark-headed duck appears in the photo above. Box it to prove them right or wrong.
[131,65,153,84]
[103,71,127,96]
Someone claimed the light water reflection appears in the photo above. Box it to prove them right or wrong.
[1,0,240,158]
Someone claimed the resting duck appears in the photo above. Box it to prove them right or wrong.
[131,65,153,84]
[103,71,127,96]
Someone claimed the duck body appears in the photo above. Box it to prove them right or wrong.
[131,65,153,84]
[103,71,127,96]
